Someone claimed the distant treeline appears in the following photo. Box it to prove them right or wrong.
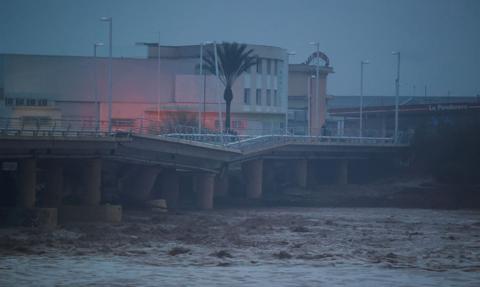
[412,116,480,184]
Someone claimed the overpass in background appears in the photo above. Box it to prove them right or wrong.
[0,117,409,226]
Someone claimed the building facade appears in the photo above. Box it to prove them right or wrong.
[0,44,291,135]
[326,95,480,139]
[287,51,333,135]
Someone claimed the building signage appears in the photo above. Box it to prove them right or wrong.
[304,51,330,67]
[428,104,469,112]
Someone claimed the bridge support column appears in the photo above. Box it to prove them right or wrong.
[17,158,37,208]
[161,169,180,209]
[335,159,349,185]
[215,174,229,197]
[196,173,215,210]
[121,166,161,202]
[262,160,275,194]
[58,158,121,223]
[82,159,102,206]
[44,161,63,207]
[294,159,308,188]
[1,159,57,227]
[242,159,263,199]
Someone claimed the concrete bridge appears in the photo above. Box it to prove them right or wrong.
[0,118,408,226]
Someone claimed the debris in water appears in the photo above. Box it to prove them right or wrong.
[168,246,190,256]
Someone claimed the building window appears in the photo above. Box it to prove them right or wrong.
[244,88,251,105]
[273,90,279,106]
[26,99,36,106]
[256,58,262,73]
[22,116,51,126]
[111,118,135,127]
[267,59,271,74]
[256,89,262,105]
[5,98,14,106]
[38,99,48,106]
[232,120,243,129]
[266,89,271,106]
[274,60,278,75]
[15,98,25,106]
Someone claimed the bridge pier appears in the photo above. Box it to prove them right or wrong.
[293,159,308,188]
[161,169,180,209]
[58,159,121,223]
[121,166,161,203]
[82,159,102,205]
[242,159,263,199]
[43,161,63,207]
[335,159,349,185]
[0,158,57,227]
[17,158,37,208]
[214,174,229,197]
[195,173,215,209]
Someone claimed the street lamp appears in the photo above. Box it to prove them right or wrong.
[286,51,296,135]
[93,42,104,130]
[100,16,113,133]
[198,41,212,134]
[308,74,316,136]
[359,60,370,138]
[213,41,223,138]
[309,42,320,136]
[392,51,401,143]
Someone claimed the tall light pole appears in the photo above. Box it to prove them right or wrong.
[198,41,212,133]
[310,42,320,135]
[359,60,370,137]
[308,75,315,136]
[286,51,296,135]
[213,41,223,137]
[100,16,113,133]
[156,33,161,123]
[93,42,104,130]
[392,51,401,143]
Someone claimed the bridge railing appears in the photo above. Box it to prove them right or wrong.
[0,117,113,137]
[0,117,411,148]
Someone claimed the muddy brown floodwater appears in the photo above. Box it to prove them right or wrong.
[1,207,480,286]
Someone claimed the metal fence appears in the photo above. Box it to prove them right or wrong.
[0,117,410,148]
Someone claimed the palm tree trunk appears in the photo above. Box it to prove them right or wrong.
[224,86,233,132]
[225,99,231,131]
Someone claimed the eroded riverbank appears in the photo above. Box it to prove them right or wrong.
[1,208,480,286]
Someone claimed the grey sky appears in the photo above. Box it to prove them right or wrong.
[1,0,479,98]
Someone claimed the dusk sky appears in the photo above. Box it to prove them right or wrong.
[1,0,479,98]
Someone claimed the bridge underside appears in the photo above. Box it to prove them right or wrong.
[0,134,407,226]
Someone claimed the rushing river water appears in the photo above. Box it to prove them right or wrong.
[1,208,480,286]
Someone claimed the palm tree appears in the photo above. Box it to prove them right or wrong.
[203,42,257,132]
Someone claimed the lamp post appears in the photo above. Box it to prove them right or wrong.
[309,42,320,135]
[392,51,401,143]
[198,41,212,133]
[286,51,296,135]
[93,42,104,130]
[359,60,369,138]
[100,16,112,133]
[308,75,315,136]
[156,33,161,123]
[213,42,223,139]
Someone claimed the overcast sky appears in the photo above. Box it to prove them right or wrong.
[1,0,479,98]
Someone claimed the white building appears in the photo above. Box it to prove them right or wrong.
[0,44,289,135]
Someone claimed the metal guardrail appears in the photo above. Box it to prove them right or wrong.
[161,133,401,152]
[0,117,410,151]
